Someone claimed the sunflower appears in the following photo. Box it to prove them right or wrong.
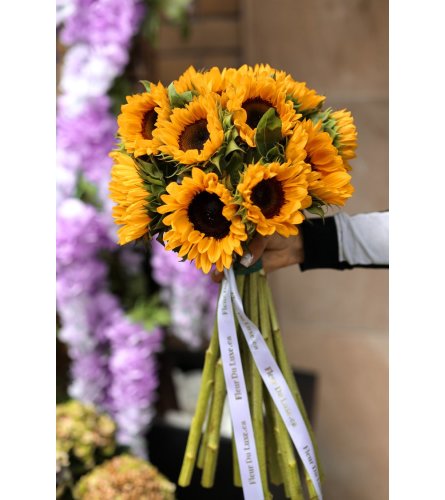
[237,161,310,237]
[157,168,247,273]
[174,66,226,95]
[154,93,224,165]
[234,64,324,113]
[330,109,358,164]
[290,120,353,206]
[232,63,286,80]
[109,152,150,244]
[285,121,309,163]
[117,82,170,157]
[224,72,299,147]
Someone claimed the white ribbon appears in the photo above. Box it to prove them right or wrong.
[217,278,264,499]
[217,267,323,500]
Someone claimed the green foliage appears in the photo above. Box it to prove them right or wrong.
[142,0,193,45]
[137,156,167,187]
[255,108,282,158]
[306,204,325,218]
[167,82,197,108]
[308,107,341,148]
[139,80,152,93]
[305,196,326,219]
[75,172,101,209]
[128,295,170,332]
[286,94,323,117]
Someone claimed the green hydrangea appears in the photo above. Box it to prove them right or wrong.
[56,400,116,472]
[74,454,176,499]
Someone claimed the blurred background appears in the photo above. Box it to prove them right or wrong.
[57,0,388,499]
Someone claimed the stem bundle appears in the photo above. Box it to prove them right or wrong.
[178,270,322,499]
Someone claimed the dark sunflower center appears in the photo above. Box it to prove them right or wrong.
[179,119,210,152]
[243,98,273,129]
[142,110,157,140]
[251,178,285,218]
[187,191,231,239]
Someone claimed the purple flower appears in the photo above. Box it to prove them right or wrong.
[57,96,116,187]
[104,314,163,456]
[151,240,219,348]
[56,0,161,457]
[70,350,111,405]
[56,199,112,303]
[58,45,122,116]
[60,0,144,67]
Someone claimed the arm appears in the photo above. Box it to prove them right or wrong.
[300,211,389,271]
[211,211,389,281]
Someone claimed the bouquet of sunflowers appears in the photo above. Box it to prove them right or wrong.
[109,64,356,500]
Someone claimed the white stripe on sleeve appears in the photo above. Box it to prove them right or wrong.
[335,212,389,266]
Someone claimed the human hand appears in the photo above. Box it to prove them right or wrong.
[211,231,304,282]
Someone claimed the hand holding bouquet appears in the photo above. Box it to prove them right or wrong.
[109,64,357,500]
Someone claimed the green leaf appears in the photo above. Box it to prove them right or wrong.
[265,145,281,161]
[224,151,243,186]
[136,157,166,185]
[306,205,325,218]
[255,108,282,158]
[140,80,152,93]
[128,296,170,332]
[75,172,102,209]
[225,138,243,156]
[209,152,223,173]
[167,82,196,108]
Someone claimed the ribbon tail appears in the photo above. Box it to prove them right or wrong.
[225,267,323,500]
[217,276,265,500]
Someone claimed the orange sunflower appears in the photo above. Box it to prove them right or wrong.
[289,120,353,206]
[237,161,310,237]
[330,109,358,165]
[277,75,325,114]
[157,168,247,273]
[109,152,150,244]
[174,66,226,95]
[224,72,299,147]
[117,82,170,157]
[154,93,224,165]
[237,64,324,113]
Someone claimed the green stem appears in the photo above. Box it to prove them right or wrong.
[304,468,319,500]
[247,272,270,500]
[265,281,324,484]
[201,359,227,488]
[264,388,283,486]
[259,274,304,499]
[258,270,282,487]
[232,432,242,487]
[196,395,212,469]
[178,322,220,487]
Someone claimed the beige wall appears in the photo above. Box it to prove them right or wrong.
[242,1,388,499]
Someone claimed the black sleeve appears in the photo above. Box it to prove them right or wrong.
[299,217,353,271]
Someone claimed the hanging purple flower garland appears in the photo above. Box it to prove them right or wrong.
[151,240,219,350]
[57,199,113,408]
[56,0,164,457]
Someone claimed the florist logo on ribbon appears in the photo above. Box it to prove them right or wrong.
[264,366,297,427]
[241,419,257,485]
[227,335,243,401]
